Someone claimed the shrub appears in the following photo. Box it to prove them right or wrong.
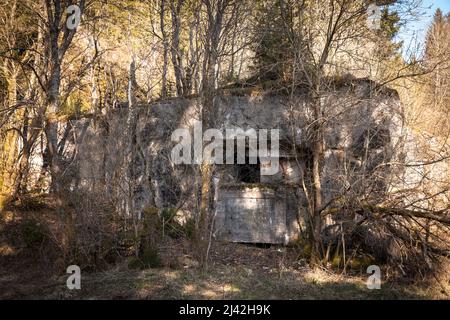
[142,206,195,240]
[183,217,195,240]
[141,246,162,268]
[128,245,162,269]
[20,220,49,248]
[3,194,49,212]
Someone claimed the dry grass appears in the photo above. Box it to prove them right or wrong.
[1,242,449,299]
[1,201,449,300]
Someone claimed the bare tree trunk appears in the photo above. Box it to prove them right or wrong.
[41,0,85,195]
[310,85,324,264]
[13,108,30,195]
[0,67,19,195]
[160,0,169,98]
[45,54,63,194]
[0,0,21,196]
[126,55,140,256]
[170,0,185,97]
[195,0,230,268]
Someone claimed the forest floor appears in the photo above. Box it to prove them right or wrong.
[0,197,449,300]
[1,242,448,300]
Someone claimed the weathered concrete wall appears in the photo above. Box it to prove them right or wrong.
[214,185,301,244]
[391,128,450,211]
[27,80,415,244]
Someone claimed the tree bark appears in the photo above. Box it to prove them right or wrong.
[194,0,230,268]
[310,82,324,265]
[170,0,185,97]
[160,0,169,98]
